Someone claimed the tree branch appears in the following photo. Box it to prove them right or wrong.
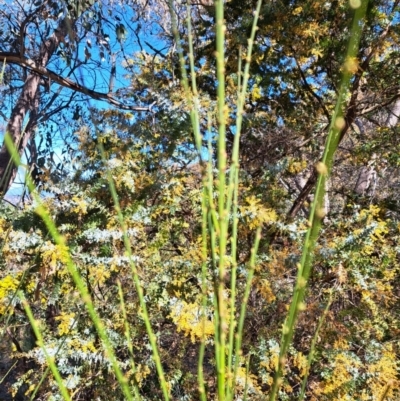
[359,92,400,116]
[291,47,331,122]
[0,52,153,112]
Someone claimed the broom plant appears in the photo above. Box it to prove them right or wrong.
[1,0,378,399]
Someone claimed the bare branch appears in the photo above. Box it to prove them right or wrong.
[291,47,331,122]
[0,52,153,112]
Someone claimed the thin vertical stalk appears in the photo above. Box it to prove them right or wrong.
[186,0,202,153]
[227,3,262,394]
[205,134,224,394]
[226,0,262,215]
[298,291,333,401]
[268,2,368,399]
[0,361,17,386]
[198,182,209,401]
[206,134,220,234]
[209,208,221,372]
[214,0,228,393]
[20,293,72,401]
[227,165,239,393]
[167,0,202,156]
[0,121,28,196]
[97,141,170,401]
[117,282,142,401]
[227,48,243,377]
[30,313,81,401]
[5,134,135,401]
[232,227,261,395]
[167,1,263,399]
[198,118,214,401]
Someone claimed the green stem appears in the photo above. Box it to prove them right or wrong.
[232,227,261,396]
[20,293,72,401]
[98,140,170,401]
[197,184,209,401]
[215,1,228,395]
[5,133,135,401]
[117,282,142,401]
[298,291,333,401]
[268,1,368,399]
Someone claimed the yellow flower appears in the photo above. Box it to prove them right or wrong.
[293,352,308,378]
[0,275,19,314]
[256,279,276,303]
[56,312,76,336]
[72,195,88,215]
[169,300,214,343]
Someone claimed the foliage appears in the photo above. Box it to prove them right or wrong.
[1,0,400,400]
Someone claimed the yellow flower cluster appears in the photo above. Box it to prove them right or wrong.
[0,275,19,314]
[169,300,214,343]
[240,196,277,229]
[71,195,88,215]
[363,344,398,400]
[292,351,308,378]
[315,352,360,397]
[236,366,261,393]
[88,264,110,286]
[134,364,151,387]
[288,158,307,174]
[41,242,70,276]
[0,217,8,235]
[56,312,76,336]
[255,279,276,303]
[67,338,97,354]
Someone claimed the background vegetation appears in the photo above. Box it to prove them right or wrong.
[0,0,399,400]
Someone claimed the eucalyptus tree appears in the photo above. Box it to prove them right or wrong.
[0,0,157,196]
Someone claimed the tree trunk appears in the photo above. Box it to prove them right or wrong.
[0,19,72,195]
[385,98,400,128]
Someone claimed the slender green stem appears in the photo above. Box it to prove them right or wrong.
[209,208,221,373]
[232,227,261,395]
[198,181,209,401]
[5,133,135,401]
[227,5,262,396]
[167,1,263,399]
[167,0,202,157]
[207,136,220,234]
[226,0,262,216]
[214,1,229,398]
[30,313,81,401]
[268,2,368,399]
[0,360,17,385]
[226,46,243,373]
[117,281,142,401]
[0,121,29,196]
[298,291,333,401]
[97,140,170,401]
[20,293,72,401]
[227,165,239,396]
[186,0,202,154]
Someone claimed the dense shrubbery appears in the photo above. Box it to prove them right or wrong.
[1,0,400,400]
[0,126,399,399]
